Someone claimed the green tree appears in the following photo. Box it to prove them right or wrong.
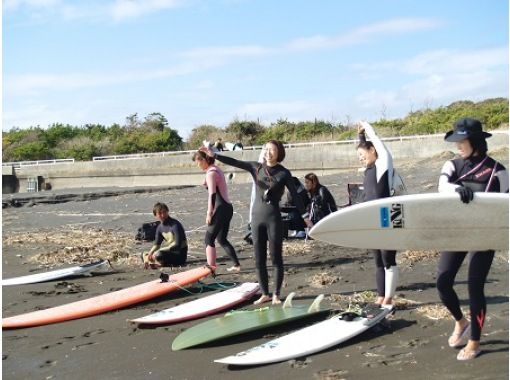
[225,120,265,145]
[185,125,222,149]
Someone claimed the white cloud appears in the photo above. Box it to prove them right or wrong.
[3,0,62,10]
[110,0,186,22]
[285,18,441,51]
[353,46,509,113]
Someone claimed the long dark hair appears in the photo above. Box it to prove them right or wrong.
[468,136,488,157]
[305,173,320,194]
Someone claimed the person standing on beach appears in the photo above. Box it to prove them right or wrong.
[201,140,312,305]
[304,172,337,225]
[244,144,267,244]
[142,202,188,269]
[436,118,508,361]
[356,121,398,308]
[193,150,241,272]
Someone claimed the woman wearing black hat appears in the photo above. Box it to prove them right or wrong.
[437,117,508,361]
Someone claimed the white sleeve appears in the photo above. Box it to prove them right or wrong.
[360,121,393,186]
[438,160,460,193]
[495,168,509,193]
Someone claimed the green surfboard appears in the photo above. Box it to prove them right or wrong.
[172,293,327,350]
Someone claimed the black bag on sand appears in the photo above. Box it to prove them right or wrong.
[135,221,161,241]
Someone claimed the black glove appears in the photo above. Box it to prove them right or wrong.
[455,186,474,204]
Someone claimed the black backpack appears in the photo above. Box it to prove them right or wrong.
[135,221,161,241]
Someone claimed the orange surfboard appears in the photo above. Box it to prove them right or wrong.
[3,266,213,329]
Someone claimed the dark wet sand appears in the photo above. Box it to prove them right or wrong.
[2,151,509,380]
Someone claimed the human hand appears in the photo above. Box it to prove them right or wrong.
[304,218,313,228]
[455,186,474,204]
[206,213,212,225]
[356,122,365,134]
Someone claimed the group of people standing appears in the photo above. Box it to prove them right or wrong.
[142,118,507,361]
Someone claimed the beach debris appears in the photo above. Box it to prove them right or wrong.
[313,369,349,380]
[309,272,340,288]
[398,250,439,266]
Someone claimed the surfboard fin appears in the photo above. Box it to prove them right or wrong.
[282,292,296,308]
[307,294,324,313]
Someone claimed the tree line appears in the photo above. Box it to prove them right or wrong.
[2,98,508,162]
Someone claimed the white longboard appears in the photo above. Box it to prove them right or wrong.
[310,192,508,251]
[215,306,392,366]
[2,260,110,286]
[130,282,260,325]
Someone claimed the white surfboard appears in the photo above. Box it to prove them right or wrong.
[215,305,392,366]
[309,192,508,251]
[2,260,110,286]
[130,282,260,325]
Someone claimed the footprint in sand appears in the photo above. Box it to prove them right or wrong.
[313,369,349,380]
[41,342,63,350]
[39,360,57,368]
[289,358,312,368]
[82,328,106,338]
[72,342,98,351]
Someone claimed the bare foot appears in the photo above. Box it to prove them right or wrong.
[253,294,271,305]
[272,295,281,305]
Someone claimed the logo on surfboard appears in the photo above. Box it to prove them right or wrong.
[380,203,404,228]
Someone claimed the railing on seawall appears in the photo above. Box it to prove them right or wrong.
[2,158,75,168]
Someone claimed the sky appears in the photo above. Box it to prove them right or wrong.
[2,0,509,140]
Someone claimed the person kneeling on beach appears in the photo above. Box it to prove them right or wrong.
[142,202,188,269]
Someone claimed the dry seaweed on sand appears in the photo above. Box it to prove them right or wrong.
[308,271,341,288]
[398,250,439,266]
[282,239,313,257]
[4,228,138,267]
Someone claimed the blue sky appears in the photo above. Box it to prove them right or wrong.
[3,0,508,140]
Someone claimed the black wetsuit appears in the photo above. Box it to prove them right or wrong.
[309,185,337,224]
[214,154,308,296]
[154,217,188,266]
[359,132,397,298]
[437,154,508,341]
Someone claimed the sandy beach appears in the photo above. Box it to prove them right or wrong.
[2,149,509,380]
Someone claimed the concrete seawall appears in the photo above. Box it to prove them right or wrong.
[6,132,508,193]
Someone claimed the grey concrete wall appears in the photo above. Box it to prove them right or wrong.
[8,132,509,193]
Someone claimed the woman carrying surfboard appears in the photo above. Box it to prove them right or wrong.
[436,117,508,361]
[356,121,399,308]
[200,141,312,305]
[193,150,241,272]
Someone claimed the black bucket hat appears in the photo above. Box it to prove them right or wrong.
[444,118,492,142]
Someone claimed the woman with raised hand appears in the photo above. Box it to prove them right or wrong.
[193,150,241,272]
[356,121,398,309]
[201,140,312,305]
[437,118,508,361]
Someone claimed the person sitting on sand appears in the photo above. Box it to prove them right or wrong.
[304,173,337,225]
[356,121,398,308]
[200,140,312,305]
[193,150,241,272]
[436,117,508,361]
[142,202,188,269]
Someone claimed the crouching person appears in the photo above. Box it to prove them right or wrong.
[142,202,188,269]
